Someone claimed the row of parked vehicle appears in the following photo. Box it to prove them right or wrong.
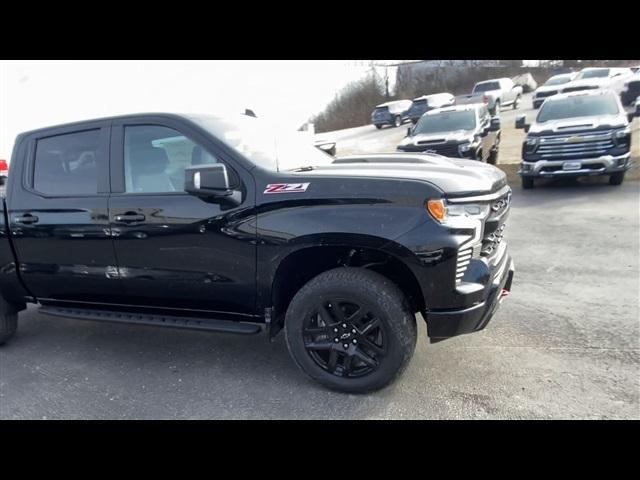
[531,67,639,109]
[364,67,640,191]
[370,77,523,130]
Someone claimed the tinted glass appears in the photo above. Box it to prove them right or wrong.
[577,69,609,79]
[189,115,334,172]
[124,125,219,193]
[544,76,572,86]
[33,129,101,195]
[473,81,500,92]
[414,111,476,134]
[537,93,619,122]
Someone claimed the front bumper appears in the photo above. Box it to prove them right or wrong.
[519,153,631,178]
[424,254,514,342]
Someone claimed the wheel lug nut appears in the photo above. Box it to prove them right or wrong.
[342,323,347,328]
[333,328,338,333]
[343,344,349,349]
[334,338,339,342]
[352,339,357,344]
[352,329,356,333]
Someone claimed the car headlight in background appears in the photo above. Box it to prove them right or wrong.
[458,142,472,154]
[525,137,539,146]
[613,125,631,139]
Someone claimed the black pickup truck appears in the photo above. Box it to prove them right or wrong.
[0,113,514,393]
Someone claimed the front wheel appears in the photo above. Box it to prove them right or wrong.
[284,267,417,393]
[609,171,625,185]
[374,124,382,130]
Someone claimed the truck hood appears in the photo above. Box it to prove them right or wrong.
[398,130,475,147]
[535,84,564,95]
[561,78,609,90]
[301,154,507,196]
[529,114,628,134]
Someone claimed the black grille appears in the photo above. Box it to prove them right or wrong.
[562,85,598,93]
[421,143,461,157]
[481,189,511,258]
[536,90,558,98]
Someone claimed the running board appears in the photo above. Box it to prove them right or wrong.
[38,305,262,335]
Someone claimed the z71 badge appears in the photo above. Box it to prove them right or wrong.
[264,183,310,194]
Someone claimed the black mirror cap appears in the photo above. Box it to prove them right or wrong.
[515,114,527,130]
[184,164,232,197]
[490,117,501,131]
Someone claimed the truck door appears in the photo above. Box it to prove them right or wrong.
[7,121,120,304]
[107,119,257,316]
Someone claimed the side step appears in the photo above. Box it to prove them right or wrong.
[39,305,262,335]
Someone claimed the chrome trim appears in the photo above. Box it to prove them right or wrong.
[520,153,630,176]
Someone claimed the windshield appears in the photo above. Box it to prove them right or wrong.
[537,93,620,122]
[189,115,334,172]
[473,81,500,93]
[413,111,476,134]
[544,76,572,86]
[576,69,609,80]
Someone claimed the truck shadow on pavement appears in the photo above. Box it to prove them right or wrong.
[1,306,417,419]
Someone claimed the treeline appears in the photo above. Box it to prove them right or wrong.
[310,70,390,133]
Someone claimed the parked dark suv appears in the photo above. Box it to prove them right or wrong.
[397,104,501,164]
[0,113,514,393]
[517,89,637,188]
[371,100,413,129]
[406,93,455,124]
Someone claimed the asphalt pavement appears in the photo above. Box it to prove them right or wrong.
[1,180,637,419]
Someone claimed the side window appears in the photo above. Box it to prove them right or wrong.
[124,125,219,194]
[33,129,102,196]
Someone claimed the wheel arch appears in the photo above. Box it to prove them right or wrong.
[268,243,425,332]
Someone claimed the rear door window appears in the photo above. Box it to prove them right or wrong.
[33,129,106,196]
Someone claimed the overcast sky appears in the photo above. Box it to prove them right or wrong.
[0,60,378,159]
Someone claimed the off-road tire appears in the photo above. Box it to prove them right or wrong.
[284,267,417,393]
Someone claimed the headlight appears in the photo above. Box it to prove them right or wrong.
[458,142,472,154]
[613,125,631,138]
[525,136,539,146]
[427,199,490,225]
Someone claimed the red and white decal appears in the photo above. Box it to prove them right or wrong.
[264,183,310,194]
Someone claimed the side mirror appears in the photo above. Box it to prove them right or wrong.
[515,114,527,130]
[185,164,234,198]
[628,112,635,123]
[489,117,501,131]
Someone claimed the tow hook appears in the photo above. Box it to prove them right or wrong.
[499,289,510,302]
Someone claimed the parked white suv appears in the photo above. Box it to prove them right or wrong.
[532,72,577,109]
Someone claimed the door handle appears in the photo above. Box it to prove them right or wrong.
[14,214,39,224]
[113,213,146,223]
